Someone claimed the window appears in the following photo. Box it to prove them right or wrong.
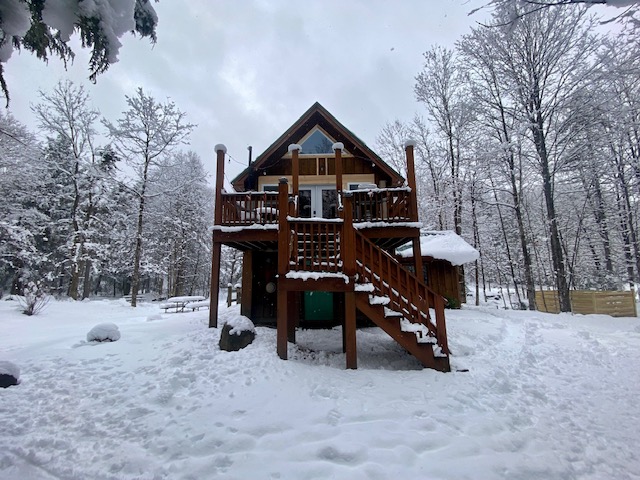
[300,130,334,154]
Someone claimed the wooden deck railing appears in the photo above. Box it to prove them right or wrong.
[287,219,343,273]
[220,192,279,226]
[350,187,412,223]
[354,230,448,353]
[219,187,414,226]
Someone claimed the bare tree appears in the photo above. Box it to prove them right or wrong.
[32,80,99,300]
[481,6,599,311]
[472,1,640,28]
[415,46,475,236]
[104,88,194,307]
[459,26,539,309]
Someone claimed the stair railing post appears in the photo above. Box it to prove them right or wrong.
[434,294,449,355]
[209,144,226,328]
[277,177,290,360]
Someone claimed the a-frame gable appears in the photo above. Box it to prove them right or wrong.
[231,102,404,191]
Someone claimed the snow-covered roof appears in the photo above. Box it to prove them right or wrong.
[396,230,479,266]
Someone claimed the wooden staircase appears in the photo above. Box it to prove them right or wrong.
[275,182,450,372]
[353,231,450,372]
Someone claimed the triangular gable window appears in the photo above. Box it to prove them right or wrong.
[300,129,335,154]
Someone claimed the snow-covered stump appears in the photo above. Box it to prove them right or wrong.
[86,323,121,343]
[0,361,20,388]
[219,316,256,352]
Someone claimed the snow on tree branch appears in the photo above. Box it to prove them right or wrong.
[471,0,640,28]
[0,0,158,106]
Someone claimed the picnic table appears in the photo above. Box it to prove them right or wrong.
[159,296,208,313]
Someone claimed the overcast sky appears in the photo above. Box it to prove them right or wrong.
[4,1,505,182]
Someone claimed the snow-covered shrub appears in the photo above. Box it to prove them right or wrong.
[17,281,49,316]
[0,361,20,388]
[87,323,121,342]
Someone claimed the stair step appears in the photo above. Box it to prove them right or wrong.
[369,295,390,306]
[399,318,436,344]
[432,345,447,358]
[384,307,403,318]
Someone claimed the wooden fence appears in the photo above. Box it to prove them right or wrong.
[535,290,637,317]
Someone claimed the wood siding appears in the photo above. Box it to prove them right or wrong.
[425,260,462,307]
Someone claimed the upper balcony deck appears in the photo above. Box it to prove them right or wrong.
[214,186,421,252]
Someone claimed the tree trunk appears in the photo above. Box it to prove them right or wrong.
[81,259,92,299]
[130,157,151,307]
[531,102,571,312]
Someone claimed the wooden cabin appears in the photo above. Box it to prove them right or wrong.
[209,102,450,372]
[396,231,480,308]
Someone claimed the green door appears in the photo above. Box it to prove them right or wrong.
[304,291,333,321]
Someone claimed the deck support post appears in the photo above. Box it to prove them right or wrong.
[209,145,226,328]
[240,251,252,317]
[345,292,357,369]
[405,142,424,285]
[287,291,298,344]
[342,193,357,369]
[276,178,290,360]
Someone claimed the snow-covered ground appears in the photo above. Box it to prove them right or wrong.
[1,296,639,479]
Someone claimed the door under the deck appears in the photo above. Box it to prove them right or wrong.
[303,291,334,321]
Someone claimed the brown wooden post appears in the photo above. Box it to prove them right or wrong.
[434,294,449,355]
[276,178,289,360]
[405,141,424,284]
[227,284,232,307]
[290,145,300,212]
[343,193,356,278]
[333,142,344,196]
[287,291,298,343]
[405,141,419,222]
[209,145,226,328]
[342,192,357,369]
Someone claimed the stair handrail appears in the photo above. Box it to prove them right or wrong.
[353,230,449,354]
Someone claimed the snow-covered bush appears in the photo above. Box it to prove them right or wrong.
[0,360,20,388]
[17,281,49,316]
[87,323,121,342]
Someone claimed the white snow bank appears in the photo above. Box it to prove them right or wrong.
[225,315,255,335]
[0,360,20,379]
[288,143,301,152]
[214,143,227,153]
[404,139,417,148]
[396,230,479,266]
[332,142,344,151]
[2,298,640,479]
[86,323,121,342]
